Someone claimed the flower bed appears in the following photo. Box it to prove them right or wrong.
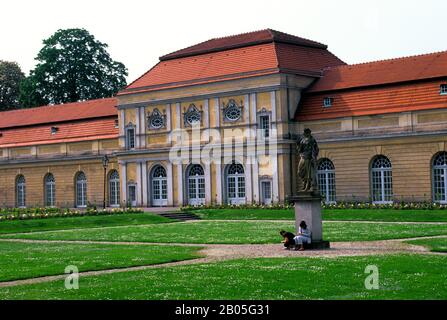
[181,201,447,211]
[0,207,144,222]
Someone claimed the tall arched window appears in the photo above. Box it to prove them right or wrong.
[317,159,336,203]
[187,164,205,206]
[44,173,56,207]
[371,156,393,203]
[151,165,167,206]
[108,170,120,207]
[75,172,87,208]
[16,175,26,208]
[226,163,245,205]
[433,152,447,203]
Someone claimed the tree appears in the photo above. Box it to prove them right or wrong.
[20,28,127,107]
[0,61,25,111]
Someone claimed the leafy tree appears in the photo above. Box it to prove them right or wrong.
[0,61,25,111]
[20,28,127,107]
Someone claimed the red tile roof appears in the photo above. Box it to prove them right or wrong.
[159,29,328,61]
[0,118,118,148]
[307,51,447,93]
[0,97,117,130]
[296,79,447,121]
[121,30,345,95]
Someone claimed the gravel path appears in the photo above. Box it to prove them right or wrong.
[1,235,445,288]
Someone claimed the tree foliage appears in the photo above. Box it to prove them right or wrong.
[0,61,25,111]
[20,28,127,108]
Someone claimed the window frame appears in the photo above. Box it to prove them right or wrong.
[323,97,333,107]
[125,124,136,150]
[317,159,336,204]
[44,173,56,207]
[370,156,393,204]
[440,84,447,95]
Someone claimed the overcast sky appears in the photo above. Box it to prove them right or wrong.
[1,0,446,83]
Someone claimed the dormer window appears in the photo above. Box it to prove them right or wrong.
[440,84,447,95]
[51,127,59,134]
[323,97,333,107]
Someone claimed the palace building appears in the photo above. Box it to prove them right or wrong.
[1,29,447,208]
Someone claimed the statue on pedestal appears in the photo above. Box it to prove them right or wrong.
[297,128,319,192]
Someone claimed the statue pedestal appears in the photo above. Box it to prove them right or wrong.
[289,192,330,249]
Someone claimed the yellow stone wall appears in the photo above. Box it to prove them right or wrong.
[0,159,118,207]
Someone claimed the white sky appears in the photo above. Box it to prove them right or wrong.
[1,0,446,83]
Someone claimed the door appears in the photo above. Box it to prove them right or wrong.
[128,184,137,207]
[151,165,168,206]
[261,180,272,205]
[187,165,205,206]
[227,163,246,205]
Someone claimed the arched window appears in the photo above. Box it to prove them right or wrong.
[433,152,447,203]
[187,164,205,206]
[75,172,87,208]
[109,170,120,207]
[371,156,393,203]
[317,159,336,203]
[151,165,167,206]
[44,173,56,207]
[16,175,26,208]
[226,163,245,205]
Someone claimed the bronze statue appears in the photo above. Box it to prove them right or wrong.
[297,128,319,192]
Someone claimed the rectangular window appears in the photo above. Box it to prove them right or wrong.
[440,84,447,95]
[260,115,270,138]
[126,127,135,149]
[323,97,333,107]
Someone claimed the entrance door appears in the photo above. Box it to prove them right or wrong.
[151,165,168,206]
[261,180,272,205]
[187,164,205,206]
[128,184,137,207]
[227,163,246,205]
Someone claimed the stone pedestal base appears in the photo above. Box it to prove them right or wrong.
[289,192,329,249]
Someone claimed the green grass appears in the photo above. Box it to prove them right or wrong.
[1,254,445,300]
[0,213,171,234]
[3,221,447,244]
[192,208,447,222]
[405,237,447,252]
[0,241,202,282]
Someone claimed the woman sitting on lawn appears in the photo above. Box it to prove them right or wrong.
[279,230,295,250]
[294,221,311,251]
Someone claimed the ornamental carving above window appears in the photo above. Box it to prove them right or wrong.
[222,99,243,122]
[147,108,166,129]
[184,104,202,126]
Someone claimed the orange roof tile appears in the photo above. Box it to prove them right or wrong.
[121,30,345,95]
[307,51,447,93]
[296,79,447,121]
[159,29,328,60]
[0,118,118,148]
[0,98,117,130]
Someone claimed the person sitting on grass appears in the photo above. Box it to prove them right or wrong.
[280,230,295,250]
[294,221,311,251]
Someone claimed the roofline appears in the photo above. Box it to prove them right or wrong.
[159,37,328,61]
[304,75,447,95]
[119,67,322,96]
[0,115,118,131]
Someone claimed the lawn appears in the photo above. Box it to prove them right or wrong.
[191,208,447,222]
[1,254,445,300]
[2,221,447,244]
[0,213,170,234]
[405,237,447,252]
[0,241,202,282]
